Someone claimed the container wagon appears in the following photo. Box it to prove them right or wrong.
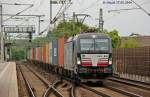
[27,32,112,83]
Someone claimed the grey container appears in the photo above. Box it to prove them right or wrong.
[52,40,58,65]
[64,42,74,71]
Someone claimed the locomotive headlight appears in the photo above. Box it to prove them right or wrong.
[77,60,81,64]
[77,58,81,65]
[109,58,112,65]
[109,60,112,64]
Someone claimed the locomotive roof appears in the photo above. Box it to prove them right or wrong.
[78,33,109,38]
[67,33,110,42]
[73,33,110,40]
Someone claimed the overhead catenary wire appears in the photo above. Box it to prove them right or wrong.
[18,0,46,25]
[54,0,66,19]
[55,2,72,20]
[131,0,150,16]
[106,0,150,22]
[0,3,33,6]
[39,1,72,35]
[51,1,72,23]
[3,4,34,22]
[39,24,50,35]
[78,0,150,25]
[39,1,71,35]
[108,7,141,13]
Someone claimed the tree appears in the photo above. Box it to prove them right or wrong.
[11,47,25,60]
[106,30,121,48]
[47,22,121,48]
[47,21,89,38]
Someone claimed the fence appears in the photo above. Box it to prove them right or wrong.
[113,46,150,83]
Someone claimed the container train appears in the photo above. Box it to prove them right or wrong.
[27,32,112,83]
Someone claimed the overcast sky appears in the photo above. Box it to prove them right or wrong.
[1,0,150,36]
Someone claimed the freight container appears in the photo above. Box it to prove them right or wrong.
[35,48,38,61]
[52,39,58,65]
[40,47,43,62]
[64,41,74,71]
[49,42,52,64]
[42,44,46,63]
[45,43,49,63]
[32,48,36,61]
[58,37,65,67]
[37,47,41,62]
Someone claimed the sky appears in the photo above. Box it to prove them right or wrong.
[1,0,150,36]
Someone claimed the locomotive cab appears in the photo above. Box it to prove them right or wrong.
[74,33,112,83]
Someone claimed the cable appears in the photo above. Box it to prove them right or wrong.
[131,0,150,16]
[3,4,34,22]
[52,0,67,21]
[1,3,33,6]
[39,24,50,35]
[39,1,72,35]
[54,2,72,22]
[52,1,72,23]
[108,7,141,13]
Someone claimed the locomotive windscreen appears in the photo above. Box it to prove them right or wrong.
[80,38,109,51]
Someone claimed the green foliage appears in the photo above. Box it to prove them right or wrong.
[11,47,25,60]
[106,30,121,48]
[121,38,139,48]
[47,22,121,48]
[47,21,89,38]
[31,37,50,47]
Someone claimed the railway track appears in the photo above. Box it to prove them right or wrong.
[79,77,148,97]
[23,62,76,97]
[18,64,47,97]
[43,79,63,97]
[60,72,140,97]
[104,77,150,97]
[70,85,76,97]
[24,62,150,97]
[78,77,150,97]
[17,63,65,97]
[108,76,150,91]
[17,65,34,97]
[80,82,143,97]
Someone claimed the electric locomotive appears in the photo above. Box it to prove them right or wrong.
[64,32,112,83]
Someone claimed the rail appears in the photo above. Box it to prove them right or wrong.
[69,84,76,97]
[43,79,63,97]
[25,65,64,97]
[105,85,142,97]
[17,65,36,97]
[109,76,150,90]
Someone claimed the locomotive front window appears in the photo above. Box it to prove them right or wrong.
[80,39,94,50]
[95,39,109,51]
[80,38,109,51]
